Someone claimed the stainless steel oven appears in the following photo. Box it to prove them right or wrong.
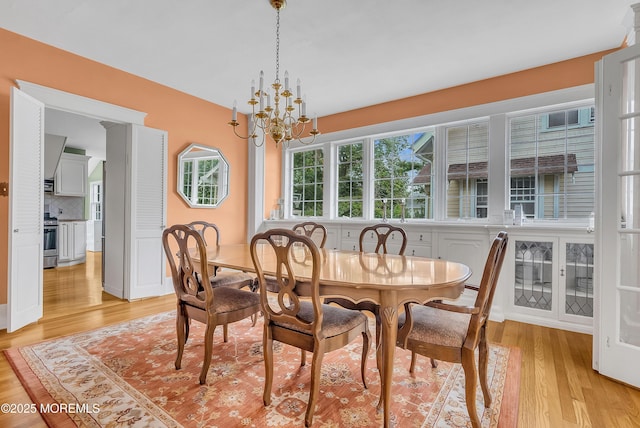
[44,218,58,268]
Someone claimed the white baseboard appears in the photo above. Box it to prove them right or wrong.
[0,304,6,330]
[504,312,593,334]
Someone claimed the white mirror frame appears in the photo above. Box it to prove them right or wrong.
[177,143,230,208]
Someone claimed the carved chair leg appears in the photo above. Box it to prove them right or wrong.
[478,326,492,407]
[175,306,186,370]
[430,358,438,368]
[301,349,306,366]
[409,352,417,374]
[223,324,229,343]
[305,344,325,427]
[360,329,370,389]
[263,327,274,406]
[199,322,215,385]
[461,347,481,428]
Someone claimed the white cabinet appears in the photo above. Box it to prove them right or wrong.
[58,221,86,266]
[339,224,432,256]
[505,232,594,332]
[435,231,488,284]
[559,239,594,325]
[55,153,89,196]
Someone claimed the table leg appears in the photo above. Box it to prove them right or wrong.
[377,292,398,428]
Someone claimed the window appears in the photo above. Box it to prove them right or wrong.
[446,122,489,219]
[509,105,595,219]
[90,182,102,221]
[510,176,536,217]
[373,132,432,220]
[292,149,324,216]
[336,142,364,218]
[475,178,488,218]
[280,93,595,225]
[544,107,593,130]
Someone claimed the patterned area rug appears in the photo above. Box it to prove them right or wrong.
[5,312,520,427]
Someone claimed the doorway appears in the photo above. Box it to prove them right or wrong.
[43,108,109,319]
[7,80,150,332]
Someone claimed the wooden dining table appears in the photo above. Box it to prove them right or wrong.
[198,243,472,428]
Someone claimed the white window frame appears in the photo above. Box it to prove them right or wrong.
[280,84,595,226]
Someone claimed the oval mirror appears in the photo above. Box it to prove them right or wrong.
[178,144,230,208]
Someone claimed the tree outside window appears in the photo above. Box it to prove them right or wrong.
[292,149,323,216]
[337,142,364,218]
[373,133,431,220]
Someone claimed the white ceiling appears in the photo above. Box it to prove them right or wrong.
[1,0,636,158]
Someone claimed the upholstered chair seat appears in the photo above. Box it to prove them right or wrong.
[398,305,471,348]
[276,301,369,338]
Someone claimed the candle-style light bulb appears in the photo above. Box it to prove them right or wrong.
[296,78,301,99]
[284,71,290,91]
[313,114,317,130]
[232,100,237,121]
[250,80,255,100]
[259,71,264,92]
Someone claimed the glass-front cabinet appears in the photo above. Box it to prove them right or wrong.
[514,240,554,312]
[511,235,593,329]
[560,240,594,324]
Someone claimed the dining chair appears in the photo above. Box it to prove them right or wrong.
[187,221,257,291]
[162,224,261,384]
[396,231,508,428]
[251,228,371,427]
[263,221,327,293]
[325,223,408,371]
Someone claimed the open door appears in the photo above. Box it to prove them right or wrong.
[7,87,44,332]
[596,26,640,387]
[125,124,168,300]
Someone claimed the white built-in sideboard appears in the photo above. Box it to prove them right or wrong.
[261,220,594,334]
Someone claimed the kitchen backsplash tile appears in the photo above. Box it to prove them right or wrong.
[44,194,84,220]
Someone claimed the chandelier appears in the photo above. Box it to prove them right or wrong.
[229,0,319,147]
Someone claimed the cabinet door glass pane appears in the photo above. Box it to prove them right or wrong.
[514,240,553,310]
[565,243,593,317]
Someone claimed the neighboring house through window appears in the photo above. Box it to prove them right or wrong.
[445,122,489,219]
[509,106,594,219]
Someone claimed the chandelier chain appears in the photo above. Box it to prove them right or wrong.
[275,8,280,83]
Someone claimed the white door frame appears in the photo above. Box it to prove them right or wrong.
[3,81,147,331]
[595,30,640,387]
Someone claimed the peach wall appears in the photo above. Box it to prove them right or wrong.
[0,29,251,305]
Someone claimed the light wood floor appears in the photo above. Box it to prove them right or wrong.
[1,252,639,427]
